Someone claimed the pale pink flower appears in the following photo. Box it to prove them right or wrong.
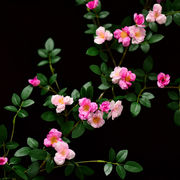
[64,96,74,105]
[100,101,110,113]
[110,66,122,84]
[114,27,131,47]
[134,13,145,27]
[146,4,167,24]
[0,157,8,165]
[129,25,146,44]
[119,67,136,90]
[86,0,98,10]
[51,95,64,106]
[90,102,98,112]
[28,76,40,87]
[54,141,75,165]
[44,128,62,147]
[108,100,123,120]
[157,72,170,88]
[87,110,105,128]
[94,26,113,44]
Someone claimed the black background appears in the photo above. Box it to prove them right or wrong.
[0,0,180,180]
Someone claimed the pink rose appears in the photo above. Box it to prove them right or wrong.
[28,76,40,87]
[157,72,170,88]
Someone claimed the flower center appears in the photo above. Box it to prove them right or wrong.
[61,149,67,156]
[154,12,159,18]
[120,31,128,38]
[50,136,58,144]
[93,116,100,124]
[135,31,141,38]
[125,75,131,82]
[58,97,64,104]
[83,104,90,111]
[99,32,105,39]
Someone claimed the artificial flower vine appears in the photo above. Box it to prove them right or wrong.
[0,0,180,179]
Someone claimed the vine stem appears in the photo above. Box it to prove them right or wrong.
[39,85,57,94]
[118,47,128,66]
[166,10,180,15]
[76,160,119,166]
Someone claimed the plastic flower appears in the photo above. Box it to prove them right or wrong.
[146,4,167,24]
[157,72,170,88]
[44,128,62,147]
[86,0,98,10]
[129,25,146,44]
[87,110,105,128]
[94,26,113,44]
[114,27,131,47]
[100,101,110,113]
[28,76,40,87]
[108,100,123,120]
[51,95,73,113]
[134,13,145,27]
[54,141,75,165]
[0,157,8,165]
[110,66,122,84]
[119,67,136,90]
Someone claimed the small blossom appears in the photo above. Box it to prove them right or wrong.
[108,100,123,120]
[54,141,75,165]
[51,95,73,113]
[86,0,98,10]
[134,13,145,27]
[110,66,122,84]
[94,26,113,44]
[88,110,105,128]
[119,67,136,90]
[146,4,167,24]
[28,76,40,87]
[90,102,98,113]
[129,25,146,44]
[0,157,8,165]
[157,72,170,88]
[114,27,131,47]
[100,101,110,113]
[44,128,62,147]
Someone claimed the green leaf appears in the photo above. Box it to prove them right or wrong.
[140,42,150,53]
[21,85,33,100]
[51,56,61,64]
[6,141,19,150]
[116,150,128,163]
[82,81,92,90]
[4,105,17,112]
[22,99,35,107]
[46,158,54,173]
[37,49,48,58]
[87,85,94,99]
[121,16,132,27]
[37,60,48,67]
[116,44,124,53]
[49,74,57,85]
[14,147,31,157]
[145,31,152,41]
[129,44,139,52]
[0,124,7,144]
[168,91,179,100]
[17,109,29,118]
[75,167,84,180]
[165,15,173,26]
[125,93,137,102]
[174,110,180,126]
[167,102,179,111]
[84,12,96,19]
[75,0,86,5]
[124,161,143,173]
[14,168,28,180]
[101,63,108,74]
[149,34,164,44]
[9,157,21,165]
[72,122,85,138]
[41,111,58,122]
[12,93,21,106]
[80,166,94,176]
[65,164,75,176]
[134,69,145,78]
[140,97,151,108]
[116,165,126,179]
[61,121,74,135]
[27,137,39,149]
[103,23,112,29]
[62,137,71,144]
[174,13,180,25]
[71,89,80,101]
[98,84,110,90]
[148,73,157,81]
[99,11,110,18]
[32,176,45,180]
[142,92,155,99]
[99,51,108,62]
[37,73,48,86]
[149,22,158,32]
[45,38,54,51]
[51,48,61,57]
[86,47,99,56]
[143,56,153,73]
[130,102,141,116]
[173,0,180,10]
[59,88,67,95]
[104,163,113,176]
[27,162,40,178]
[89,65,101,75]
[109,147,116,162]
[29,149,47,160]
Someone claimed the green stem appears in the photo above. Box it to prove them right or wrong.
[76,160,119,166]
[165,11,180,16]
[39,85,57,94]
[112,85,116,98]
[119,47,128,66]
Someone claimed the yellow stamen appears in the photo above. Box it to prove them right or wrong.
[83,104,90,111]
[121,31,128,38]
[99,32,105,39]
[125,75,131,82]
[58,97,64,104]
[93,117,100,124]
[50,136,58,144]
